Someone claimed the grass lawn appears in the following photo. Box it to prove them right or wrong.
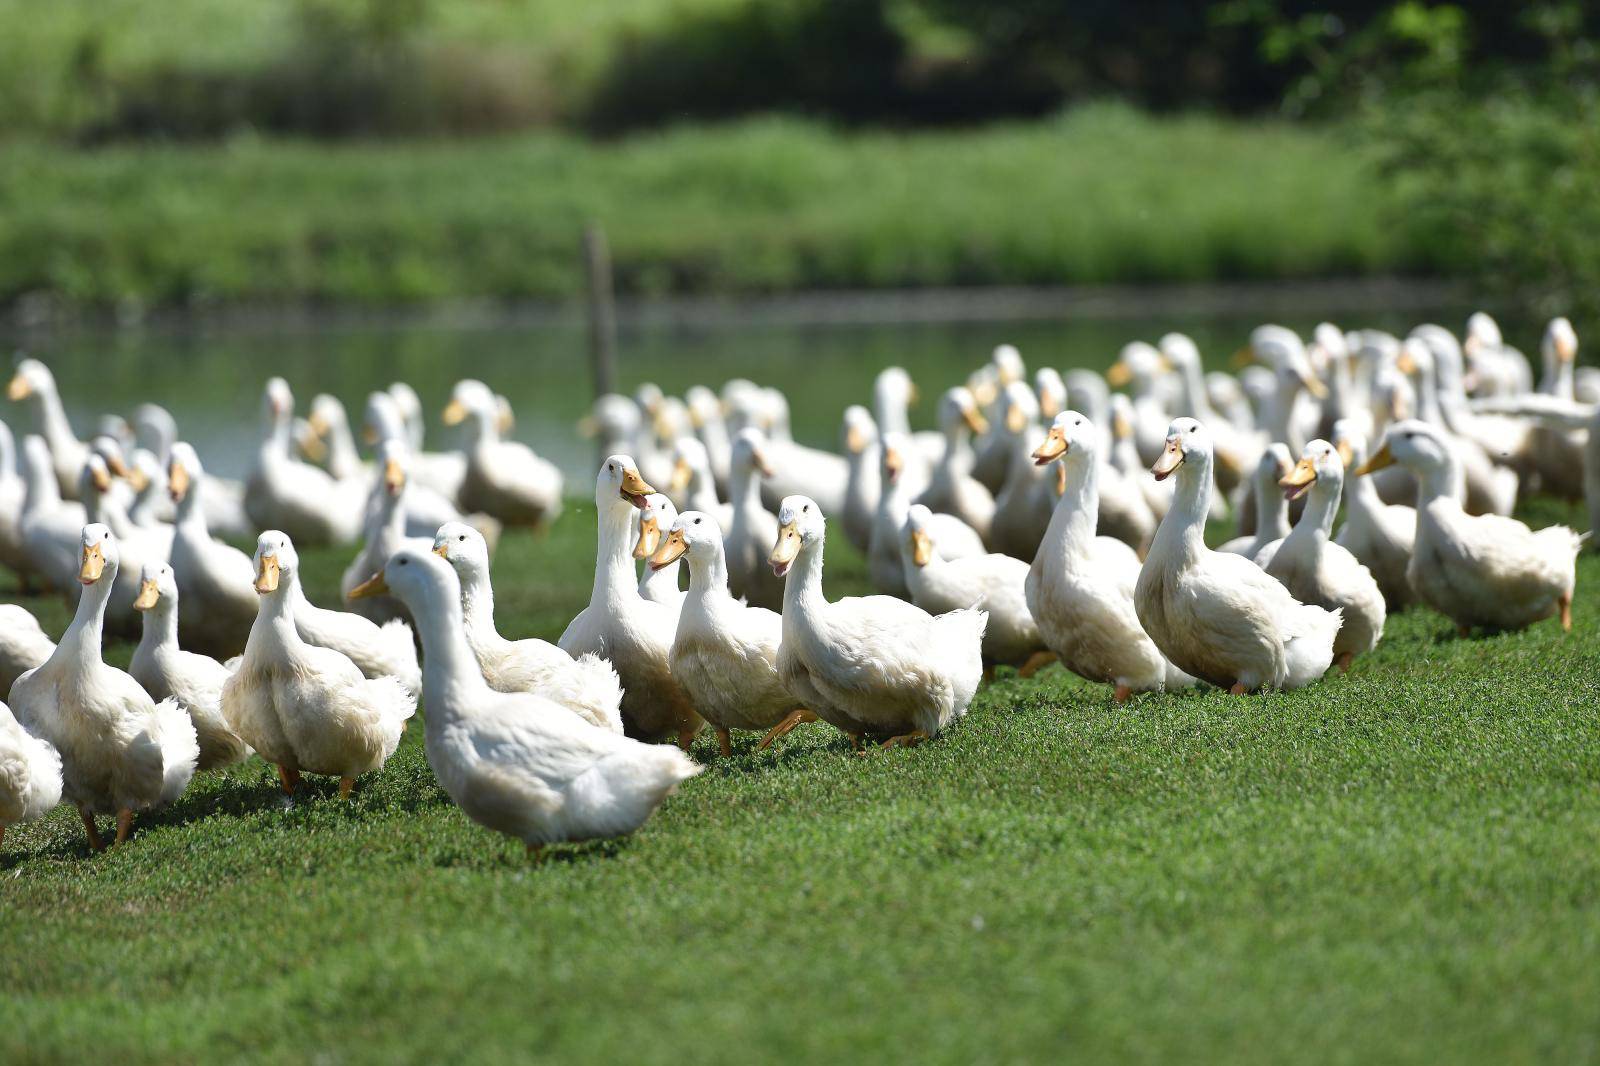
[3,497,1598,1063]
[0,108,1430,312]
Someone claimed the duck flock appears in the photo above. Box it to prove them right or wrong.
[0,311,1591,858]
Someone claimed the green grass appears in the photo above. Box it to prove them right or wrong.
[3,498,1598,1063]
[0,107,1432,312]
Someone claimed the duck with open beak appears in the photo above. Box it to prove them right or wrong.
[634,493,684,610]
[1151,433,1186,482]
[1280,454,1319,502]
[769,518,802,578]
[619,465,655,508]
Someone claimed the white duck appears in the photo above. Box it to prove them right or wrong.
[444,379,562,529]
[127,449,168,529]
[353,547,698,855]
[0,603,54,697]
[1135,419,1341,693]
[339,440,431,626]
[129,561,252,771]
[0,698,62,852]
[649,511,815,757]
[871,432,986,596]
[222,531,416,798]
[6,359,89,499]
[685,384,733,492]
[1330,422,1417,611]
[131,403,251,537]
[166,442,258,660]
[723,428,785,611]
[839,405,882,553]
[1216,444,1293,565]
[365,388,467,506]
[988,382,1056,561]
[246,378,364,545]
[634,492,685,612]
[432,522,622,733]
[1027,412,1195,701]
[918,387,996,542]
[666,436,731,533]
[900,504,1049,676]
[18,434,86,595]
[558,456,702,747]
[10,525,198,848]
[771,495,986,749]
[1267,440,1387,671]
[759,390,850,517]
[1525,317,1585,499]
[871,367,939,481]
[77,456,146,639]
[1355,420,1580,634]
[0,419,30,583]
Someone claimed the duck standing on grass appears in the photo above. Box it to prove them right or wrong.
[129,562,252,771]
[222,532,416,799]
[650,511,816,757]
[166,443,258,660]
[433,522,623,733]
[0,698,62,853]
[1135,419,1341,693]
[1355,420,1580,634]
[770,495,986,750]
[11,525,199,849]
[443,379,563,530]
[1267,440,1387,671]
[1027,412,1195,701]
[354,548,700,858]
[559,456,703,748]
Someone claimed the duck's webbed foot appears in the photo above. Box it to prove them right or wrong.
[756,709,817,751]
[1017,651,1056,679]
[877,729,930,751]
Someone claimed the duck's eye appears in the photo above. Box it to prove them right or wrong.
[693,517,702,525]
[399,558,408,566]
[458,535,466,542]
[802,504,810,513]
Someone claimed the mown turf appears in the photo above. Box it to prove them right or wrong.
[2,499,1598,1064]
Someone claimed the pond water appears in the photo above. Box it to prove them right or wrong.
[5,291,1496,484]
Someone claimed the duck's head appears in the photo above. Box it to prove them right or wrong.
[670,437,711,495]
[1394,337,1434,381]
[388,381,423,428]
[133,560,178,612]
[252,530,299,595]
[1033,410,1097,467]
[730,428,774,480]
[655,396,691,444]
[684,385,722,431]
[307,394,349,443]
[879,431,913,483]
[633,493,677,561]
[649,509,719,572]
[874,367,919,411]
[581,393,643,444]
[992,344,1025,387]
[770,495,824,578]
[1330,419,1366,470]
[1464,311,1502,356]
[1544,317,1578,366]
[1281,438,1343,502]
[76,523,114,586]
[903,503,938,567]
[91,434,132,479]
[432,521,490,579]
[596,454,654,511]
[1356,419,1453,478]
[1158,333,1201,373]
[998,380,1040,435]
[376,438,408,498]
[1312,322,1348,365]
[841,405,877,455]
[129,449,161,496]
[351,544,456,611]
[363,391,404,447]
[940,387,988,438]
[442,379,495,428]
[1255,442,1294,492]
[633,382,665,419]
[1152,417,1210,481]
[167,442,204,502]
[1034,370,1065,421]
[80,454,115,499]
[1106,341,1167,390]
[5,358,54,403]
[263,378,294,426]
[759,388,791,439]
[133,403,178,458]
[721,379,765,434]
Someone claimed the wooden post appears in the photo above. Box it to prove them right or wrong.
[583,223,617,399]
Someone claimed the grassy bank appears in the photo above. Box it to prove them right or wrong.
[3,497,1599,1062]
[0,108,1433,313]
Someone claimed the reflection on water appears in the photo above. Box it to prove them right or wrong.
[6,300,1491,483]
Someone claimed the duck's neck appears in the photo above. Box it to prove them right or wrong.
[685,546,731,605]
[879,473,908,524]
[411,585,490,719]
[1177,361,1214,420]
[1265,378,1300,449]
[688,469,720,513]
[262,579,303,640]
[876,390,911,437]
[938,424,971,475]
[23,454,61,514]
[135,599,180,660]
[591,500,640,608]
[469,410,500,448]
[1041,456,1100,559]
[328,422,361,479]
[1292,479,1339,540]
[1414,455,1465,507]
[457,566,504,646]
[1346,460,1384,518]
[1257,476,1290,541]
[31,385,79,462]
[1542,356,1575,399]
[264,414,292,461]
[0,426,14,485]
[730,463,762,513]
[1416,364,1444,425]
[639,550,680,600]
[61,574,113,667]
[175,481,210,537]
[1151,453,1213,563]
[781,539,828,619]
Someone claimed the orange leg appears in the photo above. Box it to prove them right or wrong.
[1113,683,1132,704]
[339,777,355,801]
[715,727,732,759]
[79,808,105,852]
[847,733,864,753]
[1229,682,1249,696]
[982,664,996,685]
[1017,651,1057,679]
[1336,652,1354,674]
[756,709,817,751]
[277,765,302,796]
[878,729,930,751]
[115,808,134,846]
[1560,592,1573,631]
